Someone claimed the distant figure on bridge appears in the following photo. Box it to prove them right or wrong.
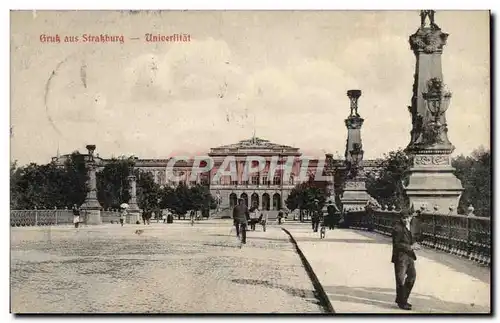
[392,210,421,310]
[142,209,151,225]
[233,198,249,244]
[248,205,260,231]
[260,210,268,232]
[311,200,321,232]
[277,210,284,225]
[119,209,126,226]
[72,204,80,229]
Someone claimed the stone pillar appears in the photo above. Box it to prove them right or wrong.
[127,174,141,224]
[340,90,372,212]
[325,154,336,204]
[404,11,463,214]
[80,145,102,225]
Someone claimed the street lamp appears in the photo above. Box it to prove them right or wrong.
[423,78,452,124]
[349,143,364,177]
[86,144,96,162]
[422,78,452,144]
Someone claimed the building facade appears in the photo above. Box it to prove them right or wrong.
[52,136,383,211]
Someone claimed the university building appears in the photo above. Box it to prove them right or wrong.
[52,136,382,214]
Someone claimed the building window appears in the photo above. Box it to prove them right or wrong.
[273,176,281,185]
[289,176,294,185]
[251,175,259,185]
[231,180,238,186]
[241,180,249,186]
[262,176,268,186]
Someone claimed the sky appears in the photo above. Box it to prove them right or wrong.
[10,10,490,165]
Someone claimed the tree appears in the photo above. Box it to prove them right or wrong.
[286,174,329,221]
[96,157,134,209]
[366,149,411,209]
[61,152,89,207]
[136,169,160,212]
[189,184,213,215]
[452,147,491,217]
[10,152,89,209]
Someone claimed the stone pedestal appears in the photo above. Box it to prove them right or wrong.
[405,154,463,214]
[404,13,463,214]
[341,179,371,212]
[81,162,102,225]
[127,175,140,224]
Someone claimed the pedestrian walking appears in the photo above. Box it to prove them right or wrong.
[260,210,268,232]
[311,200,321,232]
[233,198,249,245]
[72,204,80,228]
[392,209,421,310]
[120,208,127,226]
[249,205,259,231]
[277,210,284,225]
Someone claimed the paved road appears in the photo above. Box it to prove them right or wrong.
[285,225,491,314]
[11,221,324,313]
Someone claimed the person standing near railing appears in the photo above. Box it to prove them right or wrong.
[391,210,421,311]
[72,204,80,229]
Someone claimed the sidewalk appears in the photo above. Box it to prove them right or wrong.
[284,226,491,314]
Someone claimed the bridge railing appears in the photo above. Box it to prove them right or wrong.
[343,210,491,267]
[11,209,75,226]
[11,209,122,226]
[101,210,121,223]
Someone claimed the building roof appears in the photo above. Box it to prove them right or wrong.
[209,137,301,156]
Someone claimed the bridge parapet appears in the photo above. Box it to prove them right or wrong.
[342,210,491,267]
[10,209,122,226]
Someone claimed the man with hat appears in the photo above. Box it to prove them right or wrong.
[233,198,249,244]
[391,209,421,310]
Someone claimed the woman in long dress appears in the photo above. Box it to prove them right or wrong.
[72,204,80,228]
[120,207,127,226]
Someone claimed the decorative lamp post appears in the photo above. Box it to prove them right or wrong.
[349,143,364,178]
[127,156,140,223]
[340,89,373,212]
[404,11,463,215]
[422,78,452,146]
[80,144,102,225]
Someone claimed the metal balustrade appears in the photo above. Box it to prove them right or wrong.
[343,210,491,267]
[101,211,122,223]
[10,210,121,227]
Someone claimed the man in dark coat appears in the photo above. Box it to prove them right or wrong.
[233,198,249,244]
[392,210,420,310]
[311,200,321,232]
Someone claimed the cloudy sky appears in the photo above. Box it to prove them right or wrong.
[10,10,490,165]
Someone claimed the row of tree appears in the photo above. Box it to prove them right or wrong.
[11,154,216,217]
[285,174,329,221]
[284,147,491,218]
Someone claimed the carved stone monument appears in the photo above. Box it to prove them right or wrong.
[340,90,373,211]
[80,144,102,225]
[404,10,463,214]
[127,158,141,224]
